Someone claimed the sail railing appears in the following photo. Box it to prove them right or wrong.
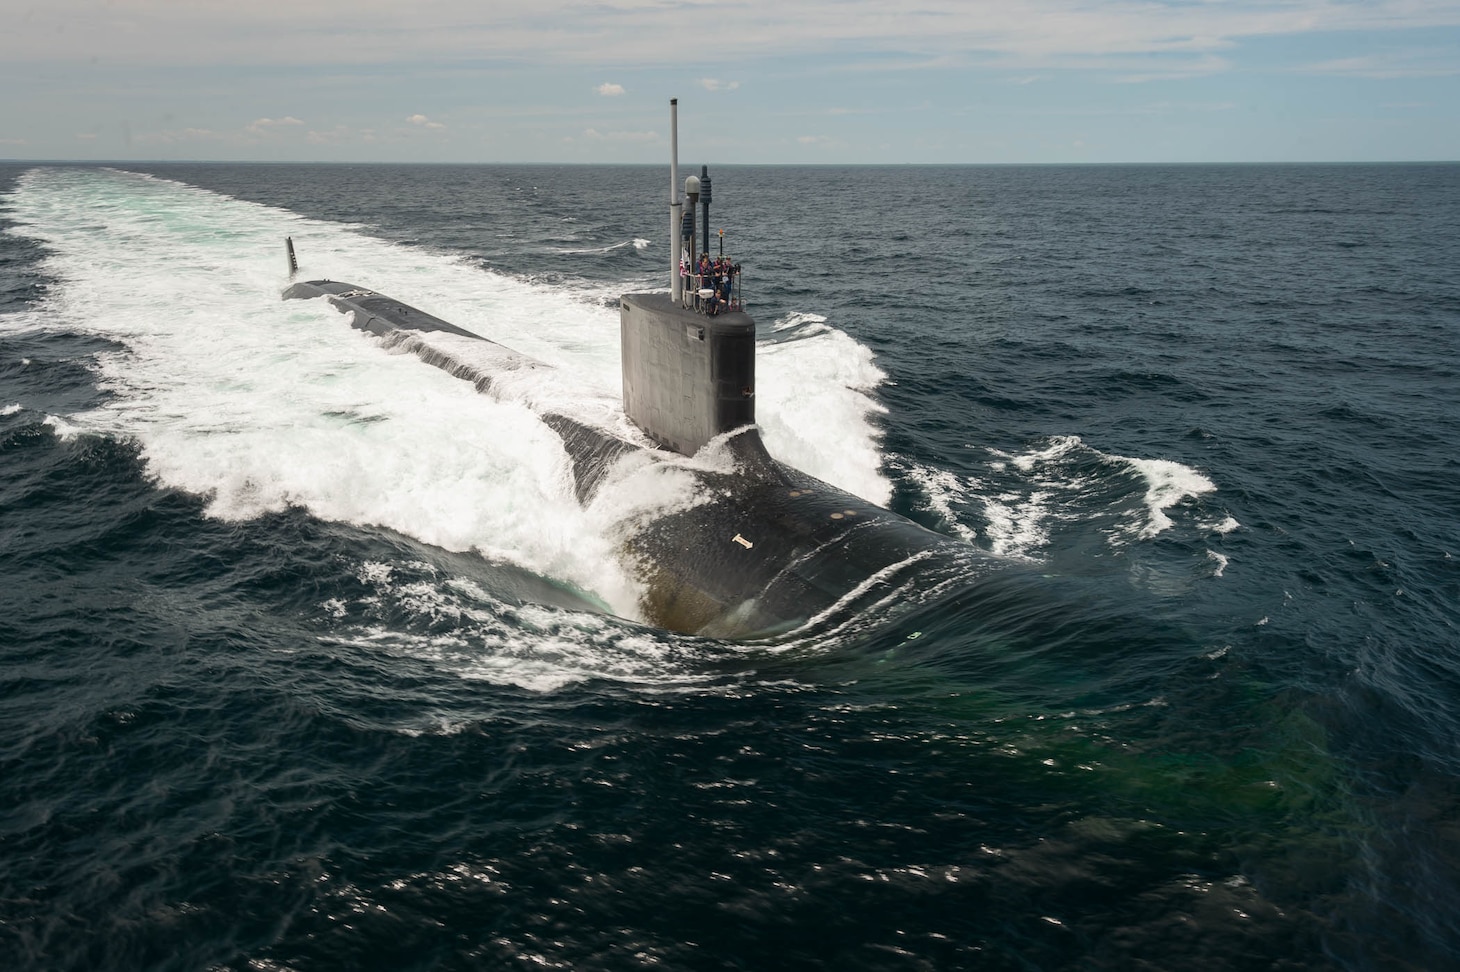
[679,271,744,315]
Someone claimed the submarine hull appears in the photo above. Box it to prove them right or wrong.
[285,279,987,638]
[625,448,979,636]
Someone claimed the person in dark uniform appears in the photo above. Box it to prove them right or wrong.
[693,254,716,314]
[715,257,734,308]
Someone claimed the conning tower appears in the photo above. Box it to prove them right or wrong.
[620,98,755,458]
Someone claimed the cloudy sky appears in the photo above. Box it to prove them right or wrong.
[3,0,1459,163]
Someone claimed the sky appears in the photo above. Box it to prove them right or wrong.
[2,0,1459,164]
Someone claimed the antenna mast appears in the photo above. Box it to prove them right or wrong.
[669,99,682,304]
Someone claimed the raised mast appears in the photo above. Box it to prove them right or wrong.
[669,98,683,305]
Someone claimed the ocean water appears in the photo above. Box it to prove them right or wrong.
[1,160,1457,970]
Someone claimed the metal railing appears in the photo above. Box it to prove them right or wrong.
[678,269,744,315]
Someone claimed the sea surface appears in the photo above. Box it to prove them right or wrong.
[1,160,1457,970]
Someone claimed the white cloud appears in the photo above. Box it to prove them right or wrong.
[245,116,305,136]
[407,113,447,129]
[306,124,355,145]
[1299,52,1460,78]
[134,128,226,145]
[597,83,626,96]
[1114,54,1231,83]
[699,78,740,91]
[583,127,656,141]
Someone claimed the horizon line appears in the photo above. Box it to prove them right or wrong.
[4,158,1459,167]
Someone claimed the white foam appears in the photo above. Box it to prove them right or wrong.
[1119,455,1217,539]
[1206,549,1229,577]
[585,449,713,536]
[1205,516,1241,535]
[41,414,79,436]
[768,310,833,338]
[1008,434,1083,472]
[757,315,892,505]
[902,462,979,542]
[1,403,20,415]
[894,456,1048,558]
[371,327,640,438]
[976,434,1234,553]
[327,560,712,694]
[980,488,1053,557]
[554,237,651,255]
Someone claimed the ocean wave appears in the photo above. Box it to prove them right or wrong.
[893,434,1236,561]
[553,237,652,256]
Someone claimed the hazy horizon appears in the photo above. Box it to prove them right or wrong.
[6,159,1460,168]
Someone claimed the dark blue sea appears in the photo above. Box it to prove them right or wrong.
[2,161,1458,970]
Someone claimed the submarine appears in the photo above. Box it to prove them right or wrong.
[284,98,997,638]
